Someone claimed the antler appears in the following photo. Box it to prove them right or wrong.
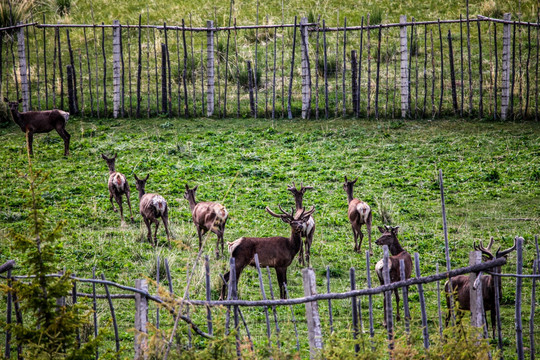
[496,237,517,258]
[287,182,297,192]
[298,205,315,219]
[265,204,294,220]
[474,239,494,260]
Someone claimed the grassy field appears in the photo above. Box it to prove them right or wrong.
[0,116,538,357]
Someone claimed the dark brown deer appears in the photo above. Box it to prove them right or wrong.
[287,182,315,266]
[4,98,70,156]
[101,153,134,225]
[343,176,373,254]
[374,225,412,328]
[221,205,315,300]
[134,174,171,247]
[184,184,228,258]
[445,237,516,338]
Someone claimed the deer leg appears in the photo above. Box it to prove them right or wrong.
[275,267,288,299]
[197,227,203,251]
[366,212,373,255]
[490,309,496,339]
[305,228,314,266]
[143,217,152,244]
[394,288,401,322]
[357,225,364,253]
[153,219,160,246]
[352,225,359,252]
[56,126,70,156]
[220,271,230,300]
[298,239,305,266]
[161,212,171,248]
[109,194,118,212]
[382,292,388,328]
[124,190,134,222]
[26,131,34,155]
[115,195,125,224]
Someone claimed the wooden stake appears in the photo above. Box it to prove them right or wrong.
[161,43,168,114]
[112,20,122,118]
[247,60,255,116]
[175,28,181,116]
[494,22,498,120]
[272,26,277,119]
[515,237,524,360]
[399,15,409,118]
[358,16,364,117]
[423,24,428,116]
[92,267,99,359]
[366,251,375,343]
[415,253,430,349]
[350,267,359,354]
[510,20,517,118]
[266,267,281,348]
[66,28,78,113]
[234,18,239,117]
[315,16,320,120]
[101,273,120,352]
[342,17,347,117]
[136,15,142,118]
[189,15,197,117]
[17,26,29,112]
[287,16,297,119]
[375,26,382,119]
[460,14,464,116]
[323,19,329,118]
[254,254,272,346]
[438,19,444,117]
[164,23,172,116]
[524,24,531,117]
[57,27,64,110]
[466,3,473,115]
[126,22,133,117]
[448,29,458,113]
[102,24,107,115]
[265,16,269,118]
[152,27,159,115]
[400,259,411,338]
[300,17,312,119]
[52,28,57,108]
[254,0,259,117]
[351,50,358,116]
[326,266,334,333]
[134,279,148,359]
[120,23,125,117]
[32,17,41,110]
[477,19,484,118]
[182,19,189,117]
[206,20,215,117]
[366,14,371,118]
[382,246,394,350]
[501,13,511,120]
[205,256,213,335]
[223,2,233,118]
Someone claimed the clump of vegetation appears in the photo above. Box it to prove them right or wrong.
[317,57,339,77]
[0,0,34,32]
[0,98,11,125]
[479,0,504,19]
[484,169,500,183]
[55,0,71,15]
[369,7,384,26]
[0,157,104,358]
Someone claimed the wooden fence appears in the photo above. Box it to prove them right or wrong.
[1,234,539,359]
[1,13,539,120]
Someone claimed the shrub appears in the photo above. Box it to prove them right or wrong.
[0,0,34,33]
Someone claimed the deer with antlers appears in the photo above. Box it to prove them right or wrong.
[221,205,315,300]
[134,174,171,247]
[5,98,70,156]
[445,237,516,338]
[343,176,373,255]
[184,184,229,258]
[287,182,315,266]
[101,154,134,225]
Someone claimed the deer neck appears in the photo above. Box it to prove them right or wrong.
[137,188,146,200]
[186,195,197,212]
[107,165,116,174]
[10,109,25,130]
[289,229,303,255]
[388,239,405,256]
[346,189,354,204]
[294,196,303,210]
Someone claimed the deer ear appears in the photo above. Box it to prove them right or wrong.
[101,154,107,160]
[134,174,140,181]
[185,184,190,190]
[3,98,8,103]
[392,226,400,234]
[344,175,348,182]
[352,177,358,184]
[193,185,198,192]
[378,226,386,234]
[144,174,149,181]
[113,153,117,159]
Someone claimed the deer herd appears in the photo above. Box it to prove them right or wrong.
[4,98,516,334]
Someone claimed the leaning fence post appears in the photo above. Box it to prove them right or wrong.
[112,20,121,118]
[302,268,323,359]
[67,65,76,114]
[206,20,215,117]
[515,236,524,360]
[300,17,311,119]
[134,279,148,360]
[501,13,512,120]
[469,250,484,329]
[399,15,409,118]
[17,24,30,112]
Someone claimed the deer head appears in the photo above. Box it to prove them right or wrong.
[134,174,150,193]
[375,225,400,247]
[474,237,516,261]
[3,98,22,112]
[101,153,118,172]
[183,184,199,202]
[266,205,315,234]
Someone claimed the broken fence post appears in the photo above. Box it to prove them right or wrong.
[302,268,323,359]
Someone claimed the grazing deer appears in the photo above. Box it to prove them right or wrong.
[184,184,228,258]
[375,225,412,328]
[287,182,315,266]
[4,98,70,156]
[221,205,315,300]
[343,176,373,254]
[445,237,516,338]
[134,174,171,247]
[101,153,134,225]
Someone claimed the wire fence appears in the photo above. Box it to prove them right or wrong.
[1,12,539,120]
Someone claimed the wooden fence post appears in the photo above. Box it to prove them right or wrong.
[67,65,76,114]
[206,20,215,117]
[17,25,30,112]
[302,268,323,359]
[300,17,311,119]
[134,279,148,360]
[399,15,409,118]
[501,13,512,120]
[112,20,121,118]
[469,251,484,329]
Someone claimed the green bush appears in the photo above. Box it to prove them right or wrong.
[0,0,34,32]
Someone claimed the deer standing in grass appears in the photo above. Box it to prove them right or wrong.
[445,237,516,338]
[134,174,171,247]
[221,205,315,300]
[287,182,315,266]
[184,184,228,258]
[101,154,134,225]
[343,176,373,254]
[374,225,412,328]
[4,98,70,156]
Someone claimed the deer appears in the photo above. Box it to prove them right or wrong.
[221,205,316,300]
[343,176,373,255]
[4,98,70,156]
[184,184,229,258]
[287,182,315,266]
[374,225,412,328]
[101,153,134,225]
[134,174,171,247]
[445,237,516,338]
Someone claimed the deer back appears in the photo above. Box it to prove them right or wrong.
[228,236,298,268]
[192,202,228,230]
[108,172,128,194]
[20,110,69,133]
[140,193,167,218]
[348,198,371,224]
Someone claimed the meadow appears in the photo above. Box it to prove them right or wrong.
[0,115,538,357]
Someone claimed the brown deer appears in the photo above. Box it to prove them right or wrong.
[134,174,171,247]
[221,205,315,300]
[445,237,516,338]
[375,225,412,328]
[343,176,373,254]
[101,154,134,225]
[287,182,315,266]
[4,98,70,156]
[184,184,229,258]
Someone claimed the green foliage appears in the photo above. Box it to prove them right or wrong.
[0,0,34,32]
[0,98,11,126]
[0,159,104,359]
[317,57,338,77]
[369,8,383,26]
[55,0,71,15]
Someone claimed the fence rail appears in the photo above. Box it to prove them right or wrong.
[1,13,539,121]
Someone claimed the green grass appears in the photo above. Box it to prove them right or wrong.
[0,116,538,358]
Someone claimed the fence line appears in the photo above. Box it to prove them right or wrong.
[1,13,539,121]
